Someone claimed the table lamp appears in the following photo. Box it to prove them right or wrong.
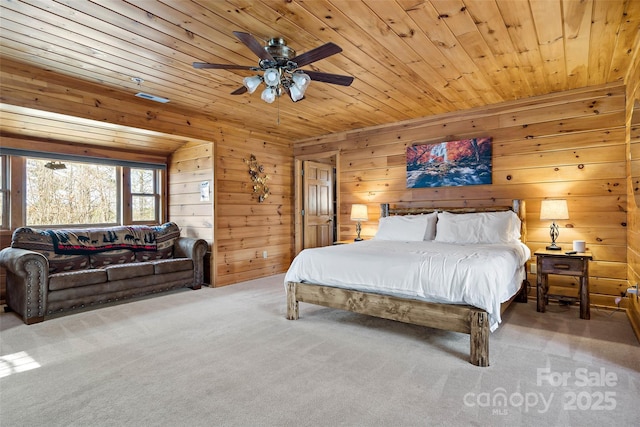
[539,199,569,250]
[350,204,368,241]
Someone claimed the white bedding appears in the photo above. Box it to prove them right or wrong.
[284,240,531,331]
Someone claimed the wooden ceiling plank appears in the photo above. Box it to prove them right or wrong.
[0,22,235,110]
[0,1,247,111]
[530,0,568,92]
[0,0,638,144]
[422,0,516,102]
[359,0,489,109]
[0,47,265,133]
[608,0,640,82]
[47,2,348,134]
[153,0,413,128]
[343,0,471,109]
[495,0,550,94]
[0,50,353,140]
[562,0,593,88]
[0,112,187,151]
[275,0,453,114]
[463,0,535,97]
[587,0,626,85]
[210,0,437,118]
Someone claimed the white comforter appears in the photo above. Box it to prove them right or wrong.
[284,240,531,331]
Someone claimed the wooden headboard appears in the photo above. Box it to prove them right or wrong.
[380,199,527,243]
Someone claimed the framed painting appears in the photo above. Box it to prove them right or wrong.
[406,137,493,188]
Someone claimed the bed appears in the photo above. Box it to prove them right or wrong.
[284,200,530,367]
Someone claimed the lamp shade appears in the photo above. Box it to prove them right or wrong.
[292,72,311,91]
[261,87,277,104]
[242,75,262,94]
[350,204,368,221]
[540,199,569,220]
[289,84,304,102]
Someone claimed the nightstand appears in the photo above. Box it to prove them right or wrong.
[535,249,593,319]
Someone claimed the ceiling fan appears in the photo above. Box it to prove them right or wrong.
[193,31,354,103]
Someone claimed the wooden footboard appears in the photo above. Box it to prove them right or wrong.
[286,281,492,367]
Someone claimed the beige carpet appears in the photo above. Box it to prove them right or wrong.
[1,274,638,426]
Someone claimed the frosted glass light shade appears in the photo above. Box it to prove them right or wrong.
[263,68,280,87]
[350,204,368,221]
[261,87,277,103]
[289,85,304,102]
[540,199,569,220]
[292,72,311,91]
[243,76,262,94]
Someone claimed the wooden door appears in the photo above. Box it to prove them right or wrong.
[303,161,334,248]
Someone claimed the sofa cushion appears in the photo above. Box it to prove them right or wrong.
[90,249,136,268]
[49,269,108,291]
[153,258,193,275]
[105,262,154,281]
[136,222,180,261]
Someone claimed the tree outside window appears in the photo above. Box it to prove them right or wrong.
[131,168,158,222]
[26,159,118,226]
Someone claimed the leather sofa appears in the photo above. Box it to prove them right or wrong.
[0,222,208,324]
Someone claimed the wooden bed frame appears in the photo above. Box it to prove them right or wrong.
[286,200,529,367]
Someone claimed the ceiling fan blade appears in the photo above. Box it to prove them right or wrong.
[193,62,253,70]
[291,42,343,67]
[305,70,354,86]
[231,86,248,95]
[233,31,275,62]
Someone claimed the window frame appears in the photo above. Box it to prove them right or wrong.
[0,152,166,229]
[128,167,162,225]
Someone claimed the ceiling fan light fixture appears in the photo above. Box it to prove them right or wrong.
[261,87,277,103]
[194,32,353,104]
[243,75,262,94]
[292,72,311,91]
[263,68,280,87]
[289,84,304,102]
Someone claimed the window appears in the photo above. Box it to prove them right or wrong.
[0,153,165,228]
[26,158,119,226]
[0,155,8,229]
[130,168,160,223]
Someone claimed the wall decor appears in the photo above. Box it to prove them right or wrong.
[244,154,270,202]
[406,137,492,188]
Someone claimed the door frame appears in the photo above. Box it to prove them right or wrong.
[294,151,339,255]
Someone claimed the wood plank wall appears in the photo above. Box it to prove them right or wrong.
[626,60,640,340]
[168,142,215,284]
[294,83,629,309]
[214,129,294,287]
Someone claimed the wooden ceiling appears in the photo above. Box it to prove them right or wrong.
[1,0,639,155]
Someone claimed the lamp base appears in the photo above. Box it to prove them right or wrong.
[546,243,562,250]
[354,237,363,242]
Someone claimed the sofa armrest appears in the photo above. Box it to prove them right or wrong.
[0,247,49,324]
[173,237,208,287]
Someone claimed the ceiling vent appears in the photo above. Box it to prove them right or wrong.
[135,92,170,103]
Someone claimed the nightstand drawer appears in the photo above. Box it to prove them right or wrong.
[538,256,585,275]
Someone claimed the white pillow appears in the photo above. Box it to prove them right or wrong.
[434,211,521,244]
[374,212,437,241]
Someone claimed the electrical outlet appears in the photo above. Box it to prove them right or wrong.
[262,250,268,259]
[530,263,537,274]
